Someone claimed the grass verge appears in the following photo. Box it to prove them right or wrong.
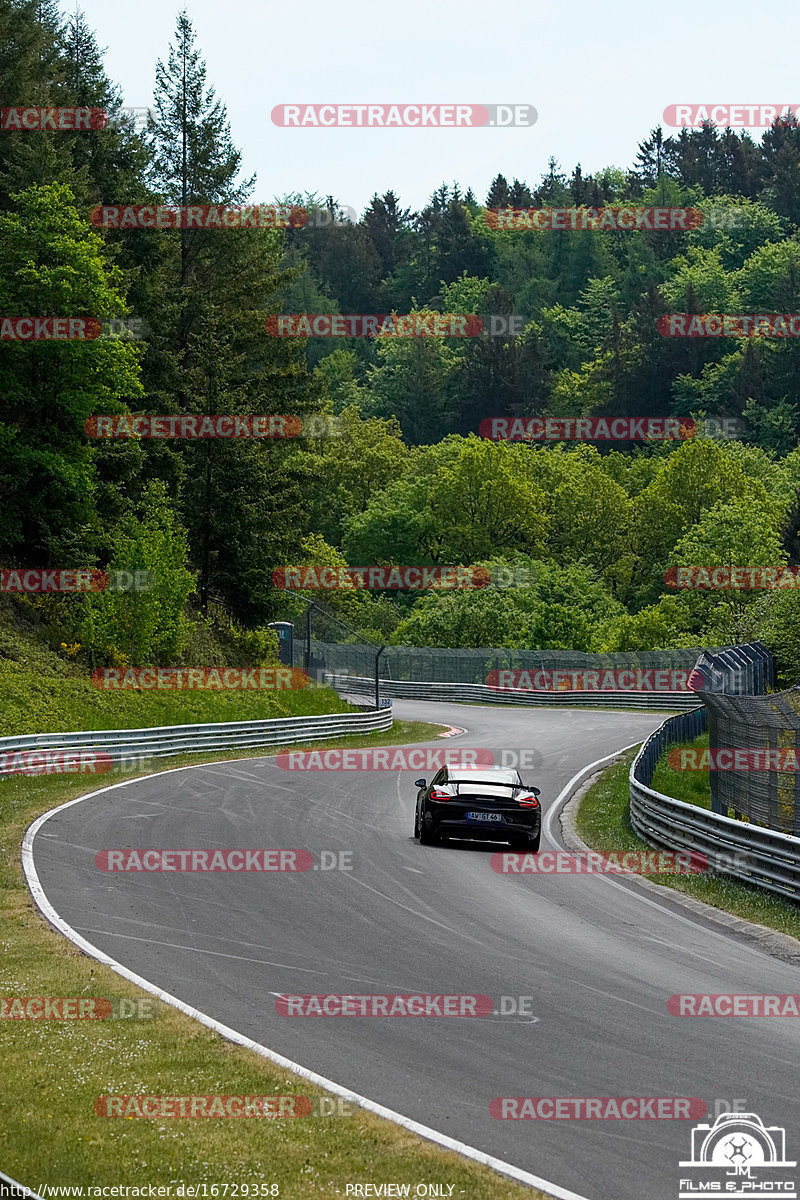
[1,720,545,1200]
[575,749,800,940]
[0,664,352,737]
[651,733,712,810]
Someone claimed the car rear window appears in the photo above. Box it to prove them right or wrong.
[449,769,520,785]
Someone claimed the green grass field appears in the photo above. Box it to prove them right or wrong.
[651,732,712,810]
[0,659,350,737]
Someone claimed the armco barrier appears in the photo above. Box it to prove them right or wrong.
[0,706,392,778]
[329,673,700,710]
[629,708,800,901]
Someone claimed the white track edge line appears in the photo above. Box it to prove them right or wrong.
[542,739,775,950]
[543,741,645,846]
[20,753,592,1200]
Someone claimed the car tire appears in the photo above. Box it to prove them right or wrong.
[418,811,437,845]
[514,830,540,852]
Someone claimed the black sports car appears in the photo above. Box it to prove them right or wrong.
[414,764,541,850]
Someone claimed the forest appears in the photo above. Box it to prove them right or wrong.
[4,0,800,680]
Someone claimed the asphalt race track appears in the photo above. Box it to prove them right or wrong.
[29,702,800,1200]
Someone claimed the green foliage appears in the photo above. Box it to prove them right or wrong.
[599,595,700,652]
[760,590,800,686]
[367,314,463,444]
[300,404,409,546]
[81,480,195,665]
[0,183,143,560]
[632,438,777,596]
[390,558,625,650]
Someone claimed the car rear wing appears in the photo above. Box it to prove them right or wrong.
[453,780,520,793]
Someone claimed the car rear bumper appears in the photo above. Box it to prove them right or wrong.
[426,802,540,839]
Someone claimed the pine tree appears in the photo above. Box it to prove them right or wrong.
[535,158,569,205]
[142,11,319,621]
[635,127,666,191]
[0,0,72,203]
[363,190,412,279]
[508,178,534,207]
[58,11,150,205]
[485,173,510,208]
[760,113,800,223]
[570,164,585,206]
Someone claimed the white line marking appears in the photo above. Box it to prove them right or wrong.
[22,755,591,1200]
[542,740,644,848]
[544,741,789,960]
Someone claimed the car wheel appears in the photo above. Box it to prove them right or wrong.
[414,804,421,839]
[418,811,436,845]
[514,830,540,852]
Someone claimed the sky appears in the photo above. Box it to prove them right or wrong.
[74,0,800,214]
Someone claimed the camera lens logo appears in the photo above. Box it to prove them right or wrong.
[679,1112,796,1198]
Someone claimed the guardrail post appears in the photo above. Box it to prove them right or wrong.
[375,645,386,710]
[305,607,312,671]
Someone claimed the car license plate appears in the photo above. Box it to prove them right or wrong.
[466,811,502,822]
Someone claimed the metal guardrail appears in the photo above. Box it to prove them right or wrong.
[329,674,701,710]
[0,706,392,777]
[629,708,800,901]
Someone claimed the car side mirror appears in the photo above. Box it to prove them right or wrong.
[532,787,541,796]
[414,778,427,789]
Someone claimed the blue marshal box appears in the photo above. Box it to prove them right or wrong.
[268,622,294,668]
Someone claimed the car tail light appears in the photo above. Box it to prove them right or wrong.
[430,788,451,801]
[518,795,539,808]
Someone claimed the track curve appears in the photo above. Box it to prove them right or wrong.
[27,702,800,1200]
